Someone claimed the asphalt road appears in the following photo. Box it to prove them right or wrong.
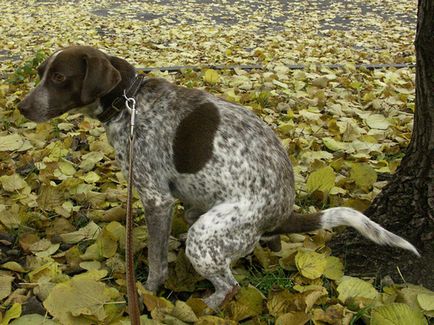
[90,0,416,31]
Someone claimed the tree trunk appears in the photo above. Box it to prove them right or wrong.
[329,0,434,289]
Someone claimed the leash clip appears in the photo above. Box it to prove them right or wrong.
[123,90,137,138]
[123,90,137,113]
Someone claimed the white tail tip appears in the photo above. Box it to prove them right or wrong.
[321,207,420,257]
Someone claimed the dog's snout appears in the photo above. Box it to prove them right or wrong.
[17,100,28,112]
[17,96,42,122]
[17,97,34,116]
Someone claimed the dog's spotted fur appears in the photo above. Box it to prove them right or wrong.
[19,46,419,309]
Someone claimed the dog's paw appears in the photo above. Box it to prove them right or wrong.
[203,285,240,310]
[144,280,160,293]
[145,269,168,292]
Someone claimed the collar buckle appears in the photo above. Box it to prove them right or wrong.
[111,97,124,112]
[97,74,146,123]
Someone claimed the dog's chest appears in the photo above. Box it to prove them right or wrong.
[104,105,177,186]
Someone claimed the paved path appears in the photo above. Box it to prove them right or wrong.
[89,0,416,31]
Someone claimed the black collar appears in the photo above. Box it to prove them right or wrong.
[97,74,145,123]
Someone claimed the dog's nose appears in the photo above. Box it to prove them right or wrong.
[18,100,29,112]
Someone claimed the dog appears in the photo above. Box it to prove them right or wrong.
[18,46,419,309]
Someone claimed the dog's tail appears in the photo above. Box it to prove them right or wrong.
[265,207,420,256]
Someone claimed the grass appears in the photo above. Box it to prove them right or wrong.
[247,265,293,295]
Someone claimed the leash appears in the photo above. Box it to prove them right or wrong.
[124,90,141,324]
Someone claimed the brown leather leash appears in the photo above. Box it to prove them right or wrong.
[124,83,141,325]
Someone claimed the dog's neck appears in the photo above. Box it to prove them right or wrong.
[90,56,138,124]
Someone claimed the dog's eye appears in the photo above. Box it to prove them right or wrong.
[51,72,66,83]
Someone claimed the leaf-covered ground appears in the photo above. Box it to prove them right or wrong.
[0,0,433,324]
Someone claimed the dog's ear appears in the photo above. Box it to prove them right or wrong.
[81,54,121,104]
[37,58,49,79]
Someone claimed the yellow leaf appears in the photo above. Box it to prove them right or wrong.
[142,292,173,313]
[170,300,198,322]
[1,261,26,273]
[57,122,75,131]
[58,161,76,176]
[36,185,65,211]
[196,315,237,325]
[295,250,326,279]
[8,314,58,324]
[337,276,377,303]
[322,137,354,153]
[96,228,118,258]
[226,286,264,321]
[350,163,377,191]
[0,134,24,151]
[323,256,344,281]
[33,242,60,257]
[417,293,434,311]
[366,114,390,130]
[275,312,310,325]
[43,271,119,325]
[306,166,336,194]
[371,303,427,325]
[80,171,100,183]
[1,303,21,325]
[186,298,208,317]
[60,221,101,244]
[79,152,104,171]
[105,221,125,241]
[312,76,328,88]
[0,275,14,301]
[28,261,61,283]
[0,174,27,192]
[80,243,101,261]
[203,69,220,84]
[79,261,101,271]
[266,290,295,317]
[312,304,352,324]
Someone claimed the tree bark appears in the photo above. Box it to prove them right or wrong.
[329,0,434,289]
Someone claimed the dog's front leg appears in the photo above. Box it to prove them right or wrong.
[141,195,174,292]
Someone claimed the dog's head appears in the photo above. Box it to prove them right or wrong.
[18,46,134,122]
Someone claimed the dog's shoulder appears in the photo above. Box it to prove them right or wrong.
[141,77,176,94]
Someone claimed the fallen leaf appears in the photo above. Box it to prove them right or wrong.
[350,163,378,191]
[0,134,26,151]
[417,293,434,311]
[371,303,427,325]
[60,221,101,244]
[295,250,326,279]
[0,174,27,192]
[0,275,14,300]
[275,311,310,325]
[366,114,391,130]
[43,270,120,325]
[306,166,336,194]
[9,314,59,325]
[323,256,344,281]
[203,69,220,84]
[1,303,22,325]
[337,276,378,303]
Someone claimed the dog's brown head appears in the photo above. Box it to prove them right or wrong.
[18,46,135,122]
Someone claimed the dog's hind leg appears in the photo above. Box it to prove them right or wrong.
[185,201,262,309]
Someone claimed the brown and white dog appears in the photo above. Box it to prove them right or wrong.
[18,46,419,309]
